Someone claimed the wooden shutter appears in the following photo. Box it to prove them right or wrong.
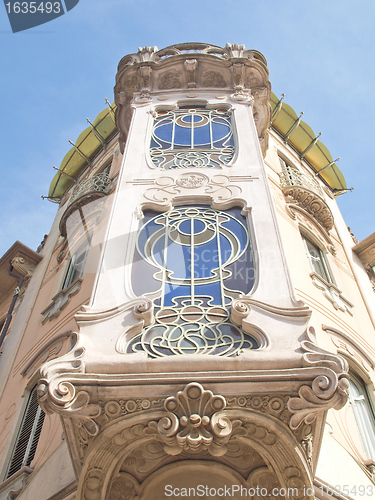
[6,387,45,478]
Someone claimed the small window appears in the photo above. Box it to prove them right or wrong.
[302,235,331,283]
[5,386,45,479]
[349,374,375,461]
[62,240,90,290]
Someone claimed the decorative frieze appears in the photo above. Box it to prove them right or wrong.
[139,173,251,211]
[115,42,271,156]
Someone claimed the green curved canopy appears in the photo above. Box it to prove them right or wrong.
[48,103,117,199]
[270,92,346,192]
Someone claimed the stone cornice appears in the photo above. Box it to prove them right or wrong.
[114,43,271,156]
[0,241,42,301]
[352,232,375,291]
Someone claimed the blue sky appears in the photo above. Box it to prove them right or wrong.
[0,0,374,257]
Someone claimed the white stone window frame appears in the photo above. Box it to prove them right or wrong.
[300,229,353,314]
[348,371,375,463]
[302,233,333,285]
[147,100,237,171]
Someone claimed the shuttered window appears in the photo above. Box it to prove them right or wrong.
[5,386,45,479]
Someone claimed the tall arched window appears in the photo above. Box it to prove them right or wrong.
[349,374,375,461]
[150,106,234,169]
[130,205,258,357]
[302,234,332,284]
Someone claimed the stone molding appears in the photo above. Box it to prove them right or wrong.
[38,332,102,437]
[21,330,73,377]
[135,173,257,213]
[75,400,315,500]
[10,255,37,282]
[353,232,375,291]
[284,206,336,255]
[323,324,375,370]
[310,272,354,315]
[41,279,82,324]
[0,466,32,500]
[115,43,271,156]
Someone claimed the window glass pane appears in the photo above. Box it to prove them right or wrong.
[63,240,90,289]
[303,236,331,283]
[150,108,234,169]
[130,206,258,357]
[349,377,375,460]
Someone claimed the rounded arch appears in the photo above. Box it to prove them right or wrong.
[76,408,314,500]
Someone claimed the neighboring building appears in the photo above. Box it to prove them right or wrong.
[0,42,374,500]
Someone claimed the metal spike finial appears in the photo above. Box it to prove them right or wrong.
[86,118,106,145]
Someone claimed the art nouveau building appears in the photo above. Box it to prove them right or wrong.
[0,43,375,500]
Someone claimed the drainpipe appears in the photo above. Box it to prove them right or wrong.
[0,263,24,350]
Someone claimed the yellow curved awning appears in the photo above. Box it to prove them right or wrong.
[270,92,346,192]
[48,103,117,199]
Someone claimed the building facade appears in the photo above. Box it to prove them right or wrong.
[0,42,375,500]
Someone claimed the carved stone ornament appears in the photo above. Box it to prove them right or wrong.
[41,279,82,324]
[37,334,102,437]
[140,173,252,211]
[10,255,37,281]
[184,58,197,88]
[282,185,334,232]
[203,70,226,88]
[288,327,349,430]
[158,69,182,90]
[115,42,271,156]
[310,272,354,315]
[149,382,241,457]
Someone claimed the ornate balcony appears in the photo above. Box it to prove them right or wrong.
[59,173,112,237]
[279,168,334,232]
[69,172,112,205]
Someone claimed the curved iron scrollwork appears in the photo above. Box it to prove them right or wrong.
[150,108,234,169]
[128,206,258,357]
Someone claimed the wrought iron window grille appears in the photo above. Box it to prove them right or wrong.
[150,107,235,170]
[129,206,258,357]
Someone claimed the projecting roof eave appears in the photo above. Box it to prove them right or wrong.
[0,241,42,302]
[270,92,347,193]
[48,103,117,200]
